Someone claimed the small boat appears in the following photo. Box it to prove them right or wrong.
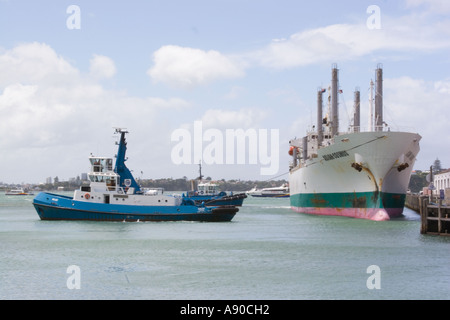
[184,164,247,206]
[32,129,238,222]
[246,184,289,198]
[5,188,34,196]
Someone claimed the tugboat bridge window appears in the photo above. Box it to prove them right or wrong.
[90,158,113,173]
[88,172,119,190]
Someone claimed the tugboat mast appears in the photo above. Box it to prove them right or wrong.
[114,128,141,193]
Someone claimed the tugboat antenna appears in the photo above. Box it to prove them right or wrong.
[114,127,128,134]
[198,161,203,181]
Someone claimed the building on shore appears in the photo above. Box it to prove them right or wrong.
[434,169,450,191]
[433,169,450,205]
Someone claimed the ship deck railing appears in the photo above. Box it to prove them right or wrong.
[343,125,417,134]
[305,125,417,137]
[82,184,166,196]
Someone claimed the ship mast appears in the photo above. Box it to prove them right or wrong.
[369,79,374,131]
[331,64,339,137]
[114,128,141,193]
[317,87,325,146]
[374,64,383,131]
[197,161,203,181]
[353,87,360,132]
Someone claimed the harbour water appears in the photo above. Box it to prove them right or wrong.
[0,192,449,300]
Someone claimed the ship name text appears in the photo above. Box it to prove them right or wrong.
[322,150,349,161]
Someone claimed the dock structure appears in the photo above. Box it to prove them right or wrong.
[406,193,450,236]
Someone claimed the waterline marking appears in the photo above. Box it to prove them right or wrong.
[171,121,279,175]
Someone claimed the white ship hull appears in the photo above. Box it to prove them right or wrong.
[289,131,421,221]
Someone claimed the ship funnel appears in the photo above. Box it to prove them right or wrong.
[375,64,383,131]
[331,64,339,137]
[353,87,360,132]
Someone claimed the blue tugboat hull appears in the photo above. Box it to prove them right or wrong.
[33,192,237,222]
[189,194,246,206]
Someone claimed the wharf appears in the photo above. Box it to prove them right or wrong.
[406,194,450,236]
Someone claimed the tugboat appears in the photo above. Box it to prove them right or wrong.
[32,129,238,222]
[184,163,247,206]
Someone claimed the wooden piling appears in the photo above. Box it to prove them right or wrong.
[406,193,450,236]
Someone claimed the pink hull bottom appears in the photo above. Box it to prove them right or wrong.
[291,206,404,221]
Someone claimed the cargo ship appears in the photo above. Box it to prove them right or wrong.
[288,64,421,221]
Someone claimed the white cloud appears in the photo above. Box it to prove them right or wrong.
[0,42,191,183]
[89,54,116,79]
[405,0,450,13]
[147,6,450,87]
[434,79,450,94]
[147,45,245,88]
[382,76,450,169]
[199,108,267,130]
[248,15,450,69]
[223,86,246,100]
[0,42,79,86]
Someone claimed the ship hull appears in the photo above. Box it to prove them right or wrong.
[289,131,421,221]
[33,192,237,222]
[189,193,247,206]
[290,191,405,221]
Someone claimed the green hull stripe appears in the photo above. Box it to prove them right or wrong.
[290,191,406,209]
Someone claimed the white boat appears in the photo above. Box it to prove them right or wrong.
[288,65,421,221]
[246,184,289,198]
[5,188,34,196]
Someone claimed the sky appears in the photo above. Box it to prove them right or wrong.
[1,0,449,184]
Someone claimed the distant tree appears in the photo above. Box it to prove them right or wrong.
[408,172,427,193]
[432,158,442,173]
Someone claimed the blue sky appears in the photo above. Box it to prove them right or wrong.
[1,0,449,184]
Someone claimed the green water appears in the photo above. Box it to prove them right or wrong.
[0,192,448,300]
